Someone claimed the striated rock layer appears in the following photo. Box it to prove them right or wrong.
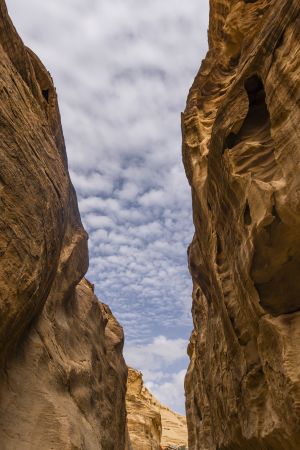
[0,1,128,448]
[127,368,188,450]
[126,368,162,450]
[160,403,188,450]
[182,0,300,449]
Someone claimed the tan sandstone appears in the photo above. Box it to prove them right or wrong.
[127,368,188,450]
[182,0,300,449]
[160,404,188,449]
[0,1,128,448]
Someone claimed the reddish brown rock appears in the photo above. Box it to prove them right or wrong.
[0,1,128,448]
[182,0,300,449]
[0,279,128,449]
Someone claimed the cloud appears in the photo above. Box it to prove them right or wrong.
[117,182,140,201]
[146,370,187,414]
[138,189,166,207]
[84,214,115,230]
[125,335,187,370]
[70,171,113,196]
[7,0,209,413]
[125,335,188,413]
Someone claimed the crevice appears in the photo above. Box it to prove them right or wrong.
[271,204,280,223]
[216,233,225,268]
[244,202,252,226]
[224,132,238,150]
[275,31,285,50]
[216,233,223,257]
[229,53,241,68]
[42,89,50,103]
[251,204,300,315]
[223,75,281,183]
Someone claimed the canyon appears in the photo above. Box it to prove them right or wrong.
[182,0,300,449]
[0,1,186,449]
[0,0,300,449]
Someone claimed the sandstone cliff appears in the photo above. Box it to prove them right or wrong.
[160,404,188,450]
[182,0,300,449]
[0,1,128,448]
[126,368,188,450]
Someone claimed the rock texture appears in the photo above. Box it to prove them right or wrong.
[160,404,188,450]
[126,368,188,450]
[126,368,162,450]
[182,1,300,449]
[0,1,128,448]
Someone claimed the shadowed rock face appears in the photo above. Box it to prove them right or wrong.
[182,0,300,449]
[0,1,128,448]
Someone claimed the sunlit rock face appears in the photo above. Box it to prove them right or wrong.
[0,1,127,448]
[127,368,162,450]
[160,404,188,450]
[182,0,300,449]
[127,368,188,450]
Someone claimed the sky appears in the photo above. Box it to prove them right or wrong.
[7,0,209,414]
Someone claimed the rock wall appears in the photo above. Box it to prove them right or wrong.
[0,1,128,448]
[126,368,188,450]
[160,403,188,449]
[182,0,300,449]
[126,368,162,450]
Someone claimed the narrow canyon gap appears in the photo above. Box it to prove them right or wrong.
[6,0,209,417]
[0,0,300,449]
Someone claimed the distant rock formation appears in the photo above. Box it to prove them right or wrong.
[0,1,128,448]
[126,368,162,449]
[182,0,300,449]
[160,402,188,450]
[126,368,188,450]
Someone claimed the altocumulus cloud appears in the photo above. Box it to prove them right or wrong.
[7,0,209,413]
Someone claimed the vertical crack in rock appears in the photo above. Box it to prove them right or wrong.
[182,0,300,449]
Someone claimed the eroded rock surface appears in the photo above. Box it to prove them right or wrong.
[160,404,188,450]
[127,368,162,450]
[127,368,188,450]
[182,0,300,449]
[0,1,128,448]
